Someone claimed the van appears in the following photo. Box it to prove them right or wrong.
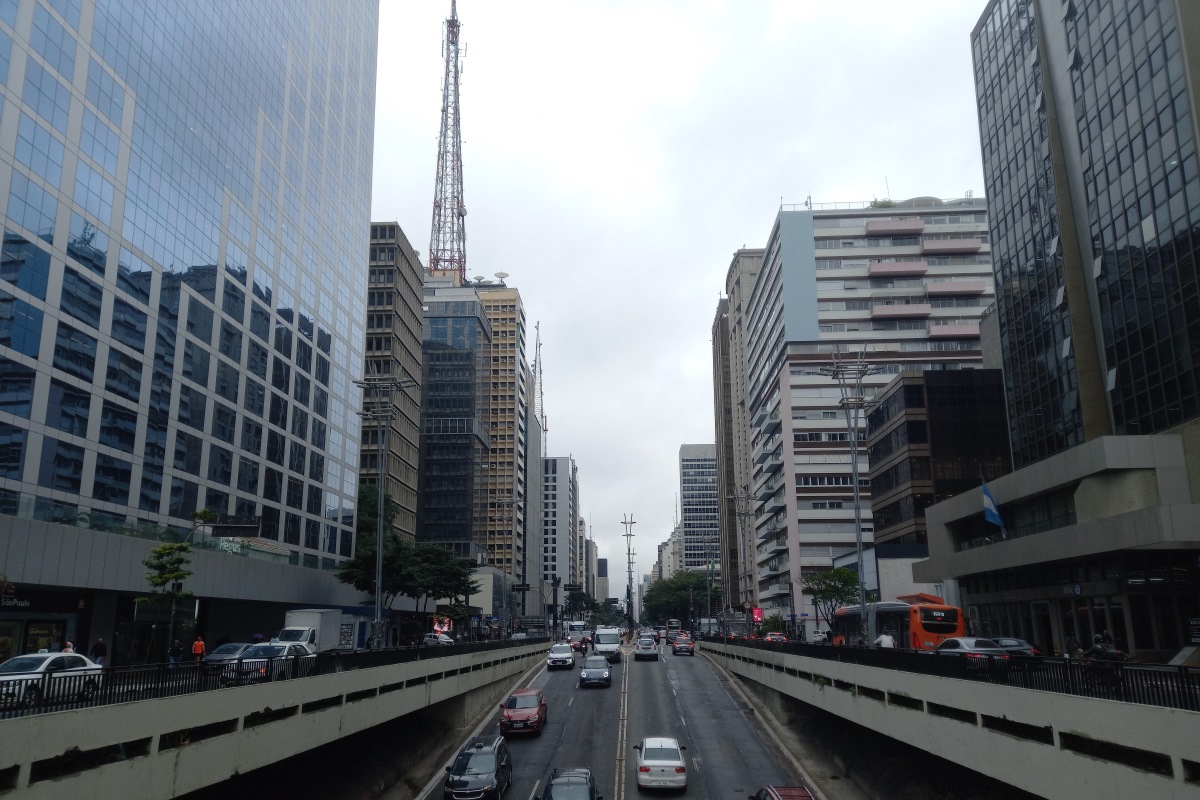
[592,626,623,663]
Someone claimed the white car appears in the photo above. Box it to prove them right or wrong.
[423,633,455,646]
[634,736,688,791]
[633,637,658,661]
[0,653,103,708]
[546,643,575,669]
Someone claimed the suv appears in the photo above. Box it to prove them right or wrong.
[541,768,602,800]
[444,736,512,800]
[546,643,575,670]
[425,633,455,646]
[634,637,658,661]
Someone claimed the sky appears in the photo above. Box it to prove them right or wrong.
[370,0,991,582]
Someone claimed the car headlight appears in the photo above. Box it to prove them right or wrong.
[603,672,610,678]
[483,784,497,793]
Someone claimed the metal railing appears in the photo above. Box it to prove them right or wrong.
[0,638,549,721]
[703,636,1200,712]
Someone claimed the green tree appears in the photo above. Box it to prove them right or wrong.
[641,571,721,626]
[335,530,416,609]
[137,541,195,661]
[804,567,860,629]
[412,543,480,613]
[762,613,787,633]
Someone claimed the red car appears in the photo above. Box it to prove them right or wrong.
[499,688,547,735]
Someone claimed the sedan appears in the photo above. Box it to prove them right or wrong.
[223,643,315,685]
[0,653,103,708]
[202,642,254,676]
[546,643,576,670]
[634,736,688,791]
[934,637,1010,670]
[499,687,547,735]
[634,638,658,661]
[991,637,1042,658]
[671,638,695,656]
[578,656,612,688]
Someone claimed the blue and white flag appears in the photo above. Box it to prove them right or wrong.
[981,482,1007,539]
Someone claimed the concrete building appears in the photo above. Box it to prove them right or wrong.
[679,444,718,575]
[360,223,423,540]
[743,197,994,636]
[583,536,597,601]
[541,456,578,594]
[0,0,379,662]
[915,0,1200,660]
[597,558,610,604]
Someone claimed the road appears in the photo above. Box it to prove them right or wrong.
[415,640,834,800]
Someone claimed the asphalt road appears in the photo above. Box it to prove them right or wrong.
[419,640,812,800]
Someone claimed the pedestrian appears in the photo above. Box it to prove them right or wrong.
[1101,629,1114,647]
[874,630,896,648]
[168,639,184,667]
[192,635,206,663]
[89,637,107,666]
[62,641,75,653]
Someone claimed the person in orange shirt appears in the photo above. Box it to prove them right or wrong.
[192,636,206,663]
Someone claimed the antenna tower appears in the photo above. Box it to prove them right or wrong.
[428,0,467,285]
[533,322,548,455]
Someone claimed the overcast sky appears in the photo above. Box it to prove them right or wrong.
[370,0,991,583]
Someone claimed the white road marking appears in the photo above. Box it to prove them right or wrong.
[527,780,540,800]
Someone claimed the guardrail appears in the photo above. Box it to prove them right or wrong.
[0,638,550,721]
[701,636,1200,712]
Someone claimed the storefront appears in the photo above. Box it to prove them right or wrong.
[0,586,92,661]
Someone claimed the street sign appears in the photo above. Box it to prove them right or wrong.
[512,584,531,592]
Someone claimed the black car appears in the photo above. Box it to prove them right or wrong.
[578,655,612,688]
[933,637,1010,671]
[541,768,602,800]
[444,736,512,800]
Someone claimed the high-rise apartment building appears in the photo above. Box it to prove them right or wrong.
[713,249,764,614]
[597,557,609,604]
[742,198,994,632]
[542,456,578,590]
[0,0,378,661]
[679,444,718,574]
[361,222,423,540]
[914,0,1200,660]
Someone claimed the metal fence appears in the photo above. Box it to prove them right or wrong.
[703,636,1200,712]
[0,637,549,721]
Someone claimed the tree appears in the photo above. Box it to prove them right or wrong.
[411,543,480,613]
[641,571,720,626]
[804,567,860,630]
[335,530,416,609]
[138,542,194,661]
[762,613,787,633]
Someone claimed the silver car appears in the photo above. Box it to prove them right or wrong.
[546,643,575,670]
[0,653,103,708]
[634,638,658,661]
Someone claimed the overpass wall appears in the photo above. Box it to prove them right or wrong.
[704,642,1200,800]
[1,645,543,799]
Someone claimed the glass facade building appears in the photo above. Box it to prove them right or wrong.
[0,0,378,567]
[679,444,718,572]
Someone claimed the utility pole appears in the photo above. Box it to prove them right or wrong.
[621,514,636,634]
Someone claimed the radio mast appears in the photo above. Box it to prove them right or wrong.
[428,0,467,285]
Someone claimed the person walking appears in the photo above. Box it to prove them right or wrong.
[192,635,206,663]
[874,630,896,648]
[168,639,184,667]
[89,638,107,666]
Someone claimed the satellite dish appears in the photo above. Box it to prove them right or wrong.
[473,276,485,282]
[495,271,509,281]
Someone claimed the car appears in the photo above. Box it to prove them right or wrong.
[223,643,315,685]
[634,638,658,661]
[0,652,103,708]
[809,630,830,643]
[578,655,612,688]
[991,637,1042,658]
[671,638,695,656]
[749,786,817,800]
[540,768,602,800]
[633,736,687,792]
[934,637,1010,670]
[546,643,576,670]
[510,632,528,640]
[444,735,512,800]
[763,632,787,643]
[202,642,254,676]
[425,633,456,646]
[567,633,586,653]
[499,688,547,735]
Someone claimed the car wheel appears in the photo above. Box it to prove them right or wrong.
[78,680,99,702]
[22,685,41,708]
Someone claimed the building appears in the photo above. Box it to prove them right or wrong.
[914,0,1200,660]
[597,557,609,605]
[742,197,995,636]
[542,456,579,593]
[583,536,597,601]
[360,222,423,540]
[418,278,491,562]
[0,0,379,661]
[679,444,718,574]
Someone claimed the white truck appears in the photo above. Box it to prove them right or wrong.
[592,626,623,663]
[272,608,360,653]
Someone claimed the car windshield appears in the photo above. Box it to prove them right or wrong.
[638,639,654,646]
[243,645,286,658]
[211,644,247,655]
[452,752,496,775]
[274,629,307,642]
[506,694,540,709]
[545,784,591,800]
[583,657,608,669]
[0,656,49,673]
[643,747,681,762]
[549,645,572,655]
[972,639,1000,649]
[594,633,620,645]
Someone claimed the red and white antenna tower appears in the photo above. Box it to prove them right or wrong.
[428,0,467,285]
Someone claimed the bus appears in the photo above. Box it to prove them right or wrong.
[666,619,681,640]
[830,598,964,650]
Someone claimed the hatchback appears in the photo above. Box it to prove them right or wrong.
[671,638,695,656]
[499,688,547,735]
[541,768,602,800]
[633,736,687,791]
[634,638,658,661]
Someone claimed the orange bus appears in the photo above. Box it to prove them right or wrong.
[830,595,964,650]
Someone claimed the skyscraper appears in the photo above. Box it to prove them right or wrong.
[0,0,379,660]
[678,444,718,573]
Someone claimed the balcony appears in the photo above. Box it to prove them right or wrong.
[764,494,787,514]
[871,303,932,319]
[929,323,981,338]
[762,409,781,434]
[758,582,791,600]
[753,440,779,465]
[868,260,928,277]
[865,218,925,235]
[922,237,982,254]
[925,280,989,295]
[763,451,783,473]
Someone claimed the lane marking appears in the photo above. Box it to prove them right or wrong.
[527,780,540,800]
[614,656,631,800]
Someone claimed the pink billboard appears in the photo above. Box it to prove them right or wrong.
[751,607,763,623]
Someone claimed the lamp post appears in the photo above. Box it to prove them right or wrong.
[621,514,636,636]
[726,493,755,636]
[355,375,418,650]
[820,351,880,644]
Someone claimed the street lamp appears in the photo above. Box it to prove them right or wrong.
[355,374,419,650]
[820,350,881,644]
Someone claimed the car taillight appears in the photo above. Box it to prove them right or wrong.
[675,767,686,774]
[639,767,650,773]
[1031,648,1041,656]
[998,654,1009,660]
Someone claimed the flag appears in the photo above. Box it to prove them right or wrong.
[981,482,1007,539]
